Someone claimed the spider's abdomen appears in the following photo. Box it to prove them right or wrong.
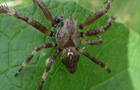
[61,47,80,73]
[56,18,80,49]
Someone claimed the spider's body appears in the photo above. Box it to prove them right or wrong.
[0,0,115,90]
[56,16,81,73]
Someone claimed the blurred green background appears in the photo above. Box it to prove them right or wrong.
[0,0,139,34]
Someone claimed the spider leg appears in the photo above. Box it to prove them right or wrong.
[80,36,103,45]
[38,48,61,90]
[14,42,57,77]
[81,16,115,37]
[33,0,56,27]
[78,0,114,30]
[78,48,111,73]
[0,5,55,37]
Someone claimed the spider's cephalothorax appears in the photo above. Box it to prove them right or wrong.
[0,0,115,90]
[55,16,81,73]
[56,16,80,49]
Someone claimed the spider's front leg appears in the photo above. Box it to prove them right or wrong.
[33,0,58,28]
[81,16,115,37]
[78,0,114,30]
[15,42,57,77]
[78,48,111,73]
[0,5,55,37]
[38,48,61,90]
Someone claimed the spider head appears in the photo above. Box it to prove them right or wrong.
[54,15,65,24]
[61,47,80,74]
[54,15,77,27]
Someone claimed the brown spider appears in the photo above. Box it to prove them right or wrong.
[0,0,115,90]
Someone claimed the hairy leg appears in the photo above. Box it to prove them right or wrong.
[15,42,57,77]
[81,16,115,37]
[78,48,111,73]
[78,0,114,30]
[80,36,103,45]
[33,0,55,27]
[0,5,55,37]
[38,48,61,90]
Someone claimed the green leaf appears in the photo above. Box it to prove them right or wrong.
[0,0,139,90]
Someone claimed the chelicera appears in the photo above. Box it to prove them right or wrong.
[0,0,115,90]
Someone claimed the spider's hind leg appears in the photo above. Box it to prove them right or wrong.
[78,48,111,73]
[38,48,61,90]
[81,16,115,37]
[15,42,57,77]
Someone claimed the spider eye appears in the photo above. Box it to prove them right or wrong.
[54,15,65,24]
[55,18,60,23]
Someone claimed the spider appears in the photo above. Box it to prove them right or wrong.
[0,0,115,90]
